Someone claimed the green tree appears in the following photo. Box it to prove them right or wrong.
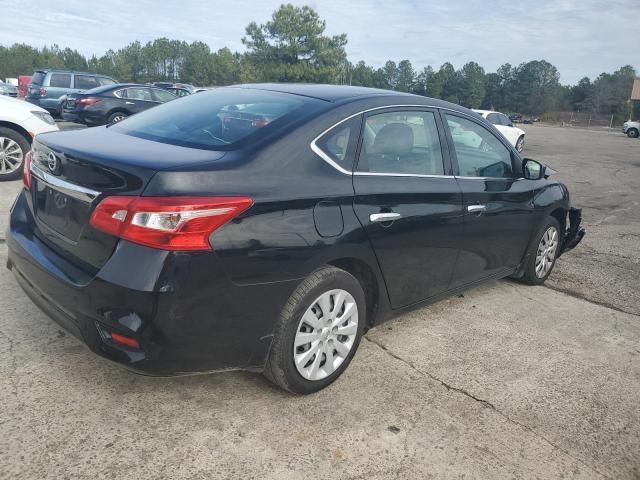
[396,59,415,92]
[458,61,485,108]
[242,3,347,83]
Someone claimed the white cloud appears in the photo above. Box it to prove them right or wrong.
[0,0,636,83]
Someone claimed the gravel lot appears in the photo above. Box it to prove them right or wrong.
[0,124,638,479]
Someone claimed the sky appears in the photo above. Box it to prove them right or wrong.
[0,0,637,85]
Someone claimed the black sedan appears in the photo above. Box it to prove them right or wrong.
[7,84,584,394]
[62,83,177,126]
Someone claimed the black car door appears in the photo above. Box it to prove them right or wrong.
[442,111,537,288]
[352,107,464,309]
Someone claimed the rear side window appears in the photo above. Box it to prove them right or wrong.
[31,71,46,85]
[49,73,71,88]
[357,110,445,175]
[113,88,309,150]
[126,88,153,101]
[75,75,100,90]
[315,116,361,171]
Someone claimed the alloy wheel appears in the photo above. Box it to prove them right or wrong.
[0,137,24,175]
[516,136,524,152]
[293,289,359,381]
[535,226,558,278]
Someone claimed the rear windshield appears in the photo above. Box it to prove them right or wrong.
[112,88,312,150]
[31,71,46,85]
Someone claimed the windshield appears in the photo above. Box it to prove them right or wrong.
[112,88,311,150]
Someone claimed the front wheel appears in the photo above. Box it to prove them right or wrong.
[627,128,639,138]
[515,135,525,152]
[264,266,366,394]
[0,127,30,182]
[519,217,562,285]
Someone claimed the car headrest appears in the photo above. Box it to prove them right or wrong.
[371,123,414,156]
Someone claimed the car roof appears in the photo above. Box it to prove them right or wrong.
[228,83,471,113]
[34,69,112,77]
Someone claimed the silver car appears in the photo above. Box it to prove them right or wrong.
[0,82,19,97]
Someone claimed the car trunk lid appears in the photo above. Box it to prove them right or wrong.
[29,127,225,271]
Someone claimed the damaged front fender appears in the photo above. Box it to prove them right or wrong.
[559,207,585,257]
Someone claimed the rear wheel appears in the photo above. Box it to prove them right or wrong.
[0,127,30,181]
[264,266,366,394]
[107,112,128,125]
[627,128,639,138]
[519,217,561,285]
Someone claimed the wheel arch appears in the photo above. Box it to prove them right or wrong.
[328,257,381,329]
[0,121,32,145]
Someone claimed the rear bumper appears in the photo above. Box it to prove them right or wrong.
[6,191,293,375]
[559,207,585,256]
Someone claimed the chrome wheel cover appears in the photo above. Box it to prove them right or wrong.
[293,289,358,381]
[0,137,24,175]
[111,115,126,123]
[516,137,524,152]
[535,226,558,278]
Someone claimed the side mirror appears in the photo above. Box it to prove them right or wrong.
[523,158,545,180]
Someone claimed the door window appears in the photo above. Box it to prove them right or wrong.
[97,77,116,86]
[499,113,512,126]
[357,111,445,175]
[486,112,500,125]
[74,75,100,90]
[152,89,177,103]
[49,73,71,88]
[445,114,514,178]
[125,88,153,101]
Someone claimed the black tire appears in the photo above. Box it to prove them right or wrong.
[264,266,366,394]
[519,217,562,285]
[0,127,31,182]
[627,128,639,138]
[107,111,128,125]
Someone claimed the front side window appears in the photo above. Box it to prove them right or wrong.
[499,113,512,126]
[357,110,445,175]
[49,73,71,88]
[113,87,310,150]
[153,89,177,103]
[486,112,500,125]
[445,114,514,178]
[98,77,116,86]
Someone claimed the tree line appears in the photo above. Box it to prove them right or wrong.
[0,4,637,122]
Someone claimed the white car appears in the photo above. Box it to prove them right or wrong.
[473,109,526,152]
[622,120,639,138]
[0,95,58,181]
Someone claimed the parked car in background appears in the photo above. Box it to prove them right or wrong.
[623,120,639,138]
[509,113,523,123]
[163,87,192,97]
[5,78,19,87]
[473,109,526,152]
[62,83,177,126]
[25,70,117,117]
[6,84,584,393]
[0,81,19,97]
[0,94,58,181]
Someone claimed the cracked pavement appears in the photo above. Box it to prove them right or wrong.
[0,125,639,479]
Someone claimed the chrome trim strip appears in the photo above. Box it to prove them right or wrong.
[30,162,101,203]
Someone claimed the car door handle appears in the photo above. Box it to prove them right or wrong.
[125,101,135,105]
[370,212,401,223]
[466,204,487,214]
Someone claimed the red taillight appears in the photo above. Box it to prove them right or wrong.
[110,332,140,349]
[90,196,253,251]
[23,150,32,189]
[77,97,101,106]
[39,87,47,97]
